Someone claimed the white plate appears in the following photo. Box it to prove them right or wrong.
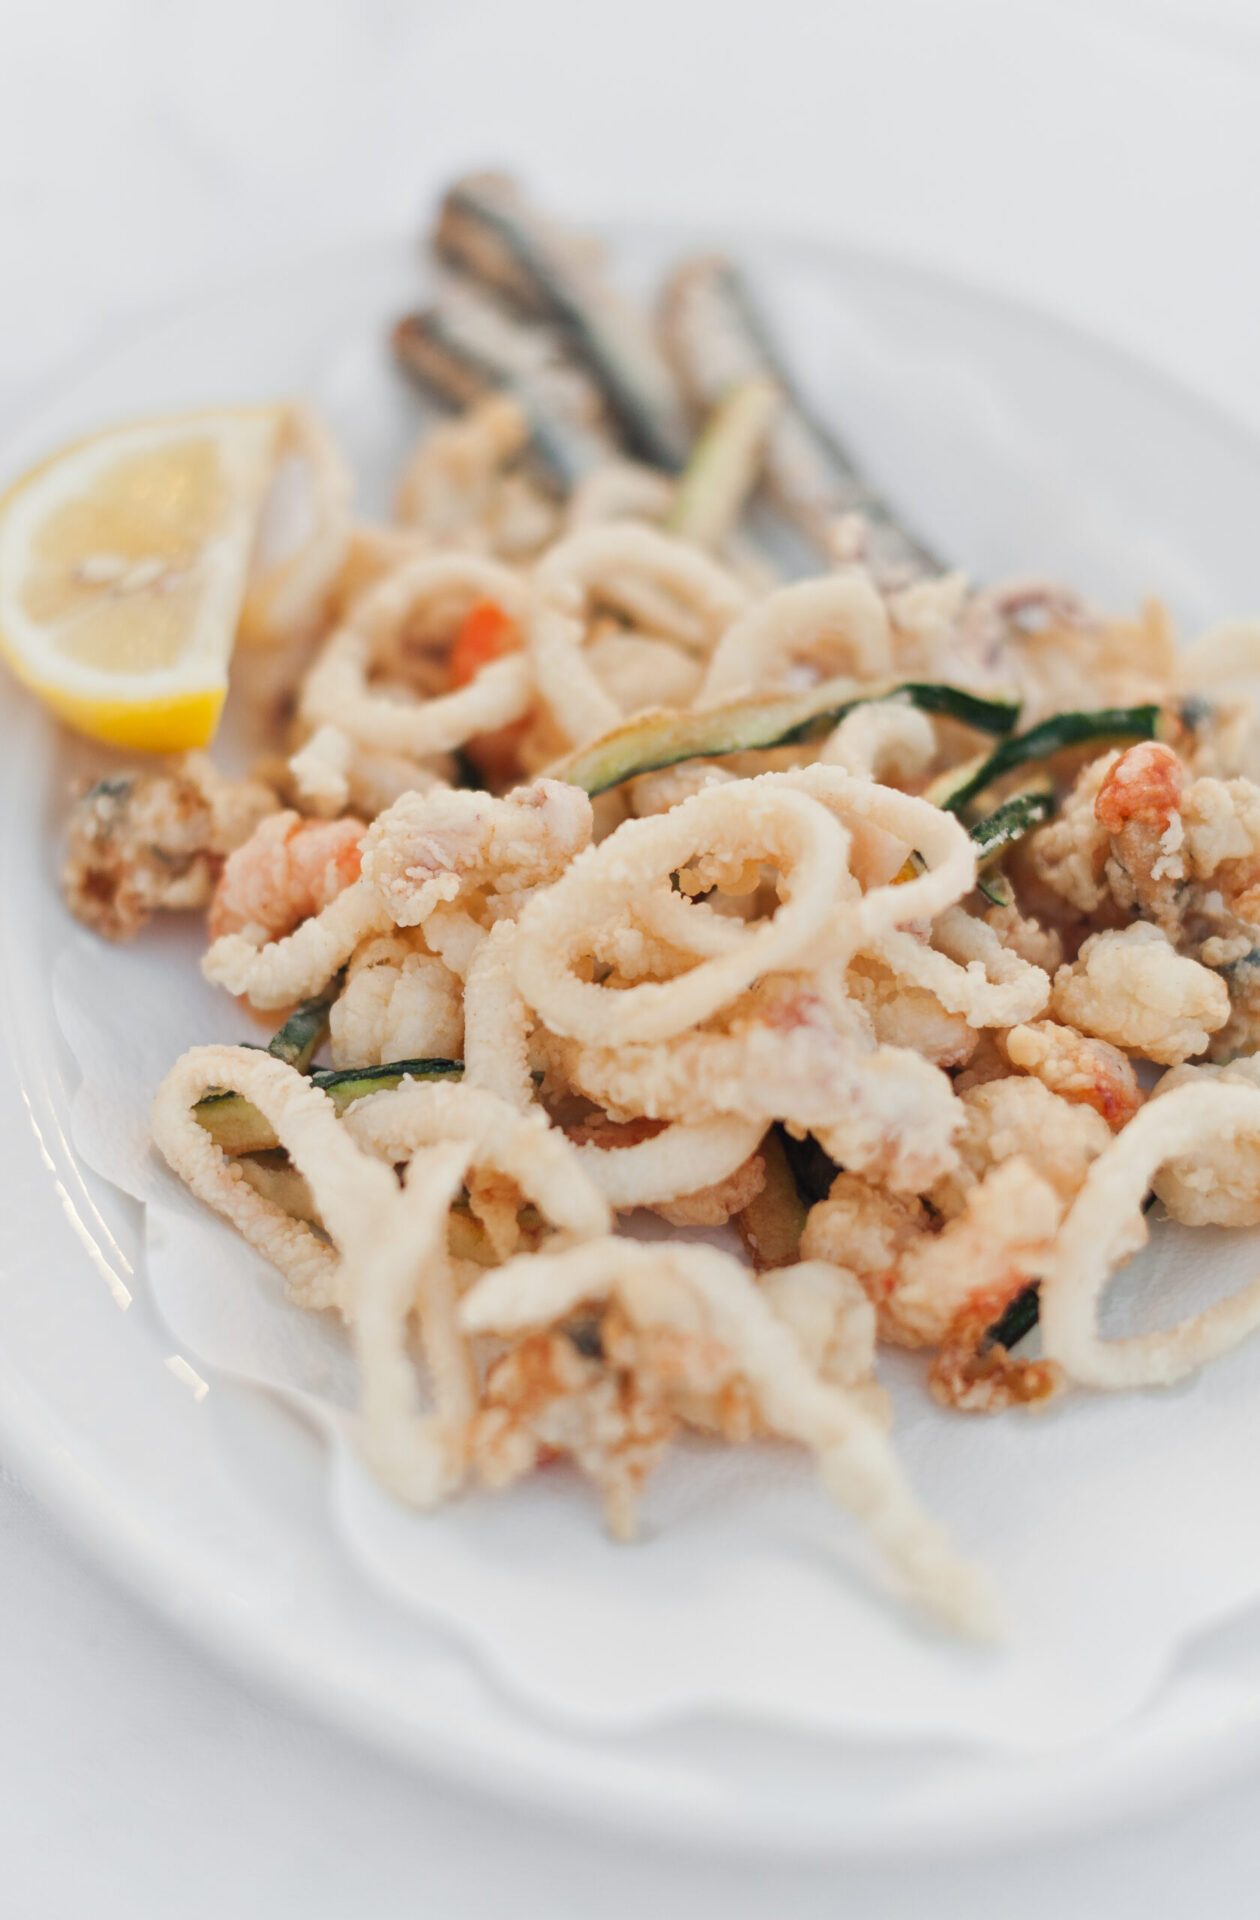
[7,229,1260,1857]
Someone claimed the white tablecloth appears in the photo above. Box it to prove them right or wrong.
[5,3,1260,1910]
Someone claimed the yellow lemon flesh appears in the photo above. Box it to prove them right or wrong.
[0,409,283,750]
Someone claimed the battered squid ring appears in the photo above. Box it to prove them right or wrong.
[342,1080,612,1246]
[513,779,851,1046]
[697,573,893,705]
[344,1138,481,1507]
[240,404,354,647]
[150,1045,397,1312]
[868,905,1052,1029]
[1040,1081,1260,1389]
[773,764,978,935]
[459,1237,996,1634]
[571,1113,766,1208]
[299,551,533,757]
[819,701,936,782]
[202,877,390,1010]
[527,522,749,747]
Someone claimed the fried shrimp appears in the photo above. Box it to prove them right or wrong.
[459,1237,996,1632]
[207,809,366,942]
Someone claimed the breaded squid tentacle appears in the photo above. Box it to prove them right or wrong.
[460,1237,997,1635]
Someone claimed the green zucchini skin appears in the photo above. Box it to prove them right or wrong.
[265,983,340,1072]
[939,704,1163,815]
[982,1283,1040,1353]
[195,1058,465,1156]
[969,785,1056,865]
[554,679,1021,796]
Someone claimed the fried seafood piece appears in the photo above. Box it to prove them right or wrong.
[63,755,277,941]
[1001,1020,1141,1129]
[802,1157,1061,1349]
[982,903,1064,976]
[1041,1080,1260,1389]
[359,777,593,927]
[460,1237,995,1631]
[930,1074,1112,1217]
[844,955,979,1069]
[1149,1056,1260,1226]
[650,1150,766,1227]
[1024,749,1120,916]
[207,809,366,942]
[565,980,964,1193]
[1051,923,1230,1066]
[472,1330,678,1540]
[393,392,559,560]
[328,932,463,1067]
[758,1259,879,1392]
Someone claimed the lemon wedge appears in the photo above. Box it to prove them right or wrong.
[0,408,283,750]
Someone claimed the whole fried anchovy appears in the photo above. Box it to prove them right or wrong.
[660,254,943,583]
[435,172,690,470]
[393,278,615,492]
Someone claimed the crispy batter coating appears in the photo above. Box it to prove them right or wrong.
[932,1074,1112,1216]
[328,932,464,1067]
[1003,1019,1142,1129]
[63,756,276,941]
[1051,923,1230,1065]
[361,778,593,928]
[1150,1056,1260,1225]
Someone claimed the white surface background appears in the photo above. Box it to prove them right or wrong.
[4,1,1260,1911]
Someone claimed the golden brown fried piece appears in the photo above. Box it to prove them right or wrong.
[62,754,276,942]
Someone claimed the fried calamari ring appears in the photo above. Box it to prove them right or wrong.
[819,700,936,782]
[570,1113,766,1209]
[202,877,390,1010]
[240,404,353,647]
[514,779,851,1046]
[342,1080,611,1246]
[300,552,532,757]
[527,523,748,746]
[150,1045,396,1311]
[697,573,892,705]
[1040,1081,1260,1388]
[775,764,978,935]
[345,1139,480,1506]
[869,906,1052,1029]
[459,1237,996,1634]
